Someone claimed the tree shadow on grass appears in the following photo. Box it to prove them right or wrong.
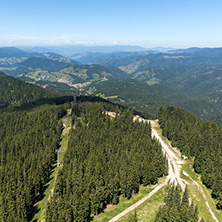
[29,164,57,221]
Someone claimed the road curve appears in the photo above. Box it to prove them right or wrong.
[108,119,184,222]
[107,116,218,222]
[149,120,218,222]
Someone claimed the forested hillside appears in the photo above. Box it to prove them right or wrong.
[178,91,222,125]
[0,47,31,59]
[85,79,187,119]
[17,64,127,89]
[166,65,222,98]
[0,72,55,108]
[158,106,222,209]
[46,102,168,221]
[0,104,67,221]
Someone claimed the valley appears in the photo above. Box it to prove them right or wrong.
[2,0,222,221]
[2,46,222,124]
[0,46,222,222]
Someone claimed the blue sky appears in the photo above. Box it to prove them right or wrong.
[1,0,222,48]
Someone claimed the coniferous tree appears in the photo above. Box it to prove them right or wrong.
[46,102,167,221]
[158,106,222,209]
[155,183,203,222]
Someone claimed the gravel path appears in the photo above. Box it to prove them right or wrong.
[108,119,184,222]
[108,119,218,222]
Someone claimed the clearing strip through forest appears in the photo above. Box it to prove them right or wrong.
[33,113,71,222]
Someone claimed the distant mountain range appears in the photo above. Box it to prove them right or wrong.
[0,47,80,76]
[1,46,222,124]
[19,45,148,56]
[84,78,222,124]
[71,47,222,95]
[73,47,222,69]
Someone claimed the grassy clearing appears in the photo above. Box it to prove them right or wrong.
[32,117,70,222]
[118,186,166,222]
[104,95,118,99]
[32,164,59,221]
[93,177,166,222]
[181,161,222,222]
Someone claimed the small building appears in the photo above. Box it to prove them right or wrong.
[182,155,188,160]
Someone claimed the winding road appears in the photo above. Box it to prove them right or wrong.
[108,117,218,222]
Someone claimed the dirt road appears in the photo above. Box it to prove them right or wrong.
[108,118,218,222]
[108,119,185,222]
[108,181,167,222]
[148,120,187,190]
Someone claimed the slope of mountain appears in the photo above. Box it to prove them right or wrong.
[18,64,128,89]
[158,106,222,210]
[71,51,154,66]
[0,47,40,68]
[0,72,55,108]
[30,80,79,93]
[121,47,222,72]
[1,57,71,76]
[2,46,222,124]
[0,47,80,70]
[0,47,33,58]
[41,52,80,64]
[177,91,222,124]
[83,77,222,124]
[21,57,70,71]
[72,48,222,85]
[85,79,187,118]
[46,102,167,221]
[166,65,222,98]
[60,64,128,80]
[20,45,147,56]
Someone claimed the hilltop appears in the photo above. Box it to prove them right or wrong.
[0,72,56,108]
[18,64,128,89]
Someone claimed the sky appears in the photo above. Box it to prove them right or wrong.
[1,0,222,48]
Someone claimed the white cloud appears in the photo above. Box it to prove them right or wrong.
[0,34,82,46]
[66,40,72,44]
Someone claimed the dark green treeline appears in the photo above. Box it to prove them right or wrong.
[46,102,168,221]
[0,104,66,221]
[155,183,202,222]
[158,106,222,209]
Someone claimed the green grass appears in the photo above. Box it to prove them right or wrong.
[181,161,222,222]
[93,177,166,222]
[154,121,221,222]
[152,121,169,145]
[32,117,70,222]
[32,163,59,221]
[118,186,166,222]
[104,95,118,99]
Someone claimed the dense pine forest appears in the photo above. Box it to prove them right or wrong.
[46,102,168,221]
[0,104,67,221]
[0,72,56,109]
[155,183,202,222]
[158,106,222,209]
[1,68,221,221]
